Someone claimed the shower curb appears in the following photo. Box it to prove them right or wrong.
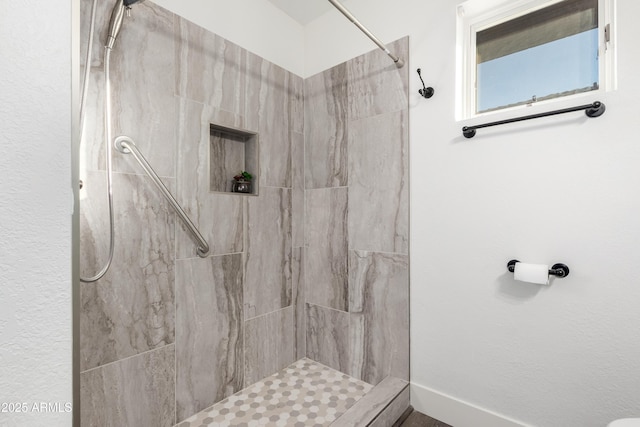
[332,376,410,426]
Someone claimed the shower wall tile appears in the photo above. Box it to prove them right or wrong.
[347,37,409,121]
[80,172,175,371]
[304,64,348,189]
[244,187,292,319]
[81,1,305,423]
[83,1,178,178]
[175,16,246,117]
[292,130,304,248]
[244,53,292,188]
[79,170,109,276]
[80,0,113,68]
[301,39,410,384]
[111,1,178,177]
[244,307,295,386]
[81,69,106,174]
[111,92,179,179]
[304,187,349,311]
[175,254,244,422]
[292,248,306,360]
[80,344,175,427]
[306,304,350,373]
[176,98,244,258]
[79,0,112,145]
[348,251,409,385]
[290,73,304,134]
[348,110,409,254]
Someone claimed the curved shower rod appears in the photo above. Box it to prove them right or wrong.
[328,0,405,68]
[114,136,210,258]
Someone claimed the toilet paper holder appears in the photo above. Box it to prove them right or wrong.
[507,259,570,278]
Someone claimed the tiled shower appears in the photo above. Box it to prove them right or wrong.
[79,0,409,425]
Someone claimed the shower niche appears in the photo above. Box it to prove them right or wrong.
[209,123,259,196]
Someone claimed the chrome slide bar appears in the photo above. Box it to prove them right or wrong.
[114,135,210,258]
[327,0,404,68]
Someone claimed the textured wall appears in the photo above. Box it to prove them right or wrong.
[0,0,73,426]
[78,1,302,424]
[303,37,410,386]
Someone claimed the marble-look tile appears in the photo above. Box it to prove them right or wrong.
[348,110,409,253]
[80,69,105,176]
[369,386,410,427]
[111,2,177,177]
[244,307,295,386]
[332,376,409,427]
[80,344,175,427]
[304,64,348,189]
[349,251,409,384]
[176,98,244,258]
[305,187,349,311]
[80,0,112,68]
[306,304,350,373]
[292,248,306,360]
[111,90,178,179]
[290,73,304,134]
[175,15,246,117]
[244,52,292,188]
[76,1,113,174]
[292,130,304,248]
[79,170,109,276]
[82,0,178,178]
[80,172,175,371]
[347,37,409,121]
[175,254,244,422]
[244,187,292,319]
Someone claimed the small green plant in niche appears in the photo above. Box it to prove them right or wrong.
[232,171,253,193]
[233,171,253,182]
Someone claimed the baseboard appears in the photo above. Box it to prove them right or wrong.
[410,382,531,427]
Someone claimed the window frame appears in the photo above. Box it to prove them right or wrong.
[456,0,616,121]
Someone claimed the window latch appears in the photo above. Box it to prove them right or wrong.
[605,23,611,43]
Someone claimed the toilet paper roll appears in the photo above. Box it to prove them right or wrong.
[514,262,549,285]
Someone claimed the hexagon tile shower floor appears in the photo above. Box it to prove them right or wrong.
[176,359,373,427]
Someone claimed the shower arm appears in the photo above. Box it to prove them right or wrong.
[327,0,404,68]
[114,136,210,258]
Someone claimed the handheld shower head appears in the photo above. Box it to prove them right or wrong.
[106,0,145,50]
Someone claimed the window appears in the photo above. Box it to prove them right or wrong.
[458,0,615,119]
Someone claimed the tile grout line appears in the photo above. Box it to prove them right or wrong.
[79,342,175,375]
[244,304,293,323]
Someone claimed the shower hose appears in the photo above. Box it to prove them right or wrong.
[79,0,116,283]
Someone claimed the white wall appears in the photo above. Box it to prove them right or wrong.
[150,0,306,76]
[0,0,74,426]
[306,1,640,426]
